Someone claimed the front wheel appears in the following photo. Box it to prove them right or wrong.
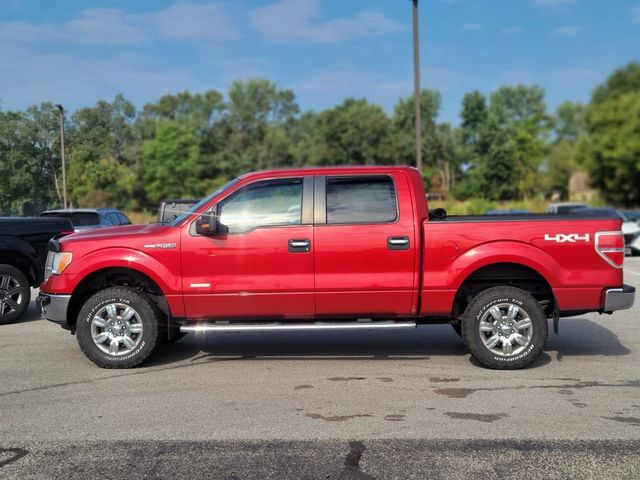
[461,286,548,370]
[76,287,160,368]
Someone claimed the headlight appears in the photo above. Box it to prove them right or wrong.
[44,251,73,282]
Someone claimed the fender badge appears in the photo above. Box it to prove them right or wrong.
[143,243,177,249]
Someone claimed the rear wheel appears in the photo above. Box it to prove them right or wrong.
[0,265,30,325]
[461,286,547,370]
[76,287,160,368]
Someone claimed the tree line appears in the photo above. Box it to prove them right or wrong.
[1,61,639,216]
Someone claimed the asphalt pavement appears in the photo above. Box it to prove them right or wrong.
[1,258,640,478]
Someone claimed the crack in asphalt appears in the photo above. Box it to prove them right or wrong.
[0,356,246,397]
[0,448,28,468]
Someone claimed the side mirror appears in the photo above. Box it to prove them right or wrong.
[195,213,221,236]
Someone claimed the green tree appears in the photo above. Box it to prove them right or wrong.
[68,95,139,207]
[554,101,587,143]
[581,63,640,206]
[69,156,136,208]
[592,61,640,104]
[584,91,640,206]
[142,121,202,204]
[211,79,299,178]
[304,98,394,166]
[489,85,552,199]
[391,90,441,168]
[0,103,61,215]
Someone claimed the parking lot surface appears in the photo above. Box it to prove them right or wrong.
[1,258,639,478]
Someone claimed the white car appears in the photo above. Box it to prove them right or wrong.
[570,207,640,256]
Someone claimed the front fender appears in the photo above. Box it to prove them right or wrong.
[42,247,182,296]
[0,235,39,264]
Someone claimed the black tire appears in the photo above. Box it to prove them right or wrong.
[461,286,548,370]
[0,265,31,325]
[76,287,160,368]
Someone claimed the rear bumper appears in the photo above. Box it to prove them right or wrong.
[37,293,71,325]
[604,285,635,312]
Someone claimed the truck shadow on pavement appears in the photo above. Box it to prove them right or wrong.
[144,318,631,368]
[11,300,43,324]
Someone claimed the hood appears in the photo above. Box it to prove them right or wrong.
[61,223,173,246]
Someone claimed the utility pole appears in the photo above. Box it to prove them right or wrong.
[411,0,422,173]
[55,104,68,209]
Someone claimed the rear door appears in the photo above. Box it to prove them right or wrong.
[313,173,417,316]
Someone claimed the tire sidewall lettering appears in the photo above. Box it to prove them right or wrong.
[84,297,132,323]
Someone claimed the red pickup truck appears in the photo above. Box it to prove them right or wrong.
[38,166,635,369]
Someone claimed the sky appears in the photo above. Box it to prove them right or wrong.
[1,0,639,124]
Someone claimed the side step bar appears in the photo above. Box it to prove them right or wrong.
[180,320,417,333]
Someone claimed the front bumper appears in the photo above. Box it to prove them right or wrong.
[37,293,71,325]
[604,285,635,312]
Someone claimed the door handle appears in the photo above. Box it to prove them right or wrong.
[288,238,311,253]
[388,236,410,250]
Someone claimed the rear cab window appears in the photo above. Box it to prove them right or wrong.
[325,176,398,224]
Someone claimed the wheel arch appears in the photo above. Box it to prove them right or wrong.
[67,266,171,328]
[453,262,556,318]
[0,248,39,286]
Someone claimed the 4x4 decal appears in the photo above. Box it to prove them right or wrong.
[544,233,590,243]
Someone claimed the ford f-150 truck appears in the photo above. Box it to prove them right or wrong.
[38,166,635,369]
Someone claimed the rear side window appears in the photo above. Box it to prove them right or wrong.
[326,176,397,224]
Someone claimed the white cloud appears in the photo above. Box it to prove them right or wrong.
[152,3,238,41]
[553,25,582,36]
[531,0,577,6]
[66,9,149,45]
[0,2,237,47]
[462,23,484,31]
[0,45,195,111]
[0,2,239,111]
[293,65,470,110]
[250,0,405,43]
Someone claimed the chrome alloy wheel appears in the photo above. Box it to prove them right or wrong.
[478,303,533,357]
[91,303,144,356]
[0,274,23,317]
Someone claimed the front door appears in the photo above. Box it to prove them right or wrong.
[181,177,315,319]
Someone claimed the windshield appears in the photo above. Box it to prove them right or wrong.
[169,178,240,226]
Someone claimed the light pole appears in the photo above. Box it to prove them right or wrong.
[411,0,422,173]
[55,104,68,209]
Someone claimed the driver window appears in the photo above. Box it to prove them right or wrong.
[217,178,303,234]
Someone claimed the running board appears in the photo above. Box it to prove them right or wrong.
[180,320,417,333]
